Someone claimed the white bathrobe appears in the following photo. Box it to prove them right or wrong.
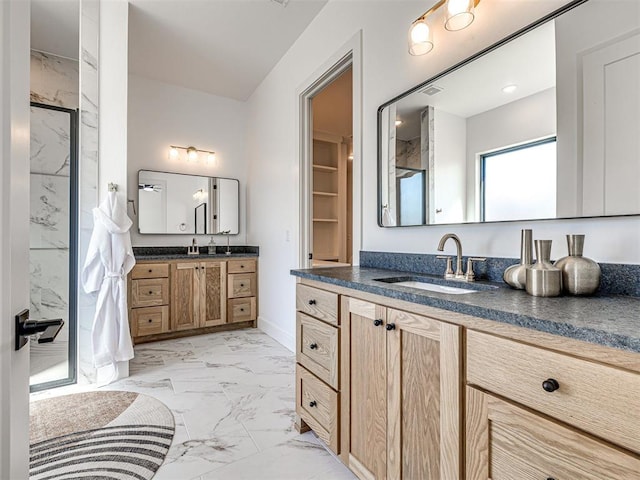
[82,191,136,385]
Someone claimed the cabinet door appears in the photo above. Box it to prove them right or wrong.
[466,387,640,480]
[171,263,199,331]
[344,297,387,480]
[386,309,461,480]
[200,261,226,327]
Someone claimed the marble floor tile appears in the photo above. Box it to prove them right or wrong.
[31,329,356,480]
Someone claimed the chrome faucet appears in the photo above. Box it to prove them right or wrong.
[437,233,464,279]
[436,233,486,282]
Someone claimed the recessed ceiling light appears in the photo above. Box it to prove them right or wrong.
[395,119,403,126]
[502,84,518,94]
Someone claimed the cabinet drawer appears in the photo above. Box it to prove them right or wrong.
[131,263,169,279]
[228,273,256,298]
[468,389,640,480]
[228,297,256,323]
[467,330,640,454]
[296,312,339,389]
[296,365,339,454]
[131,278,169,307]
[296,284,338,326]
[227,259,256,274]
[131,306,169,337]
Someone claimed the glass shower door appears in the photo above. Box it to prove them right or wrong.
[29,103,78,391]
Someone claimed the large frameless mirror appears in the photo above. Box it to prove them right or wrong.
[378,0,640,227]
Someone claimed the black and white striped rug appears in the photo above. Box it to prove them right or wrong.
[30,391,175,480]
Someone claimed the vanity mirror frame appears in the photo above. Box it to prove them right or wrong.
[377,0,639,227]
[137,169,240,235]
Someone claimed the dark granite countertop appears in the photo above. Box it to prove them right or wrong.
[133,245,259,261]
[291,266,640,354]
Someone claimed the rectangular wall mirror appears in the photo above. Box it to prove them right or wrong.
[138,170,239,234]
[378,0,640,227]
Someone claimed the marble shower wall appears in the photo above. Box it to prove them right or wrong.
[29,51,79,362]
[78,0,100,384]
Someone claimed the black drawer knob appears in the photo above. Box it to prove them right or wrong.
[309,401,317,408]
[309,343,318,350]
[308,299,316,305]
[240,265,244,268]
[542,379,560,393]
[148,319,153,323]
[148,291,153,295]
[373,319,383,327]
[547,478,556,480]
[386,323,396,331]
[240,308,244,312]
[148,269,152,273]
[240,283,245,287]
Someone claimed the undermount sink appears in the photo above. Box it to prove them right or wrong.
[374,276,496,295]
[389,280,478,295]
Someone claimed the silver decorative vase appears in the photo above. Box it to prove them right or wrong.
[503,229,533,289]
[554,234,601,295]
[526,240,562,297]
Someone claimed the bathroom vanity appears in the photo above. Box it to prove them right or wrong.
[291,260,640,479]
[128,247,258,343]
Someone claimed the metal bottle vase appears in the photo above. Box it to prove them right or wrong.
[526,240,562,297]
[554,234,601,295]
[503,229,533,289]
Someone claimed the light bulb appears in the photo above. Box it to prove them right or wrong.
[207,152,216,165]
[187,147,198,162]
[408,19,433,56]
[395,119,403,126]
[169,146,179,159]
[445,0,475,31]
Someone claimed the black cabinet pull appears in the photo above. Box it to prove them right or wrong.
[148,291,153,295]
[547,478,556,480]
[240,265,245,268]
[308,299,316,305]
[386,323,396,331]
[148,319,153,323]
[240,283,245,287]
[542,378,560,393]
[309,343,318,350]
[373,319,383,327]
[148,269,152,273]
[309,401,317,408]
[240,308,244,312]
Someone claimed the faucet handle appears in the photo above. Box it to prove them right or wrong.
[436,255,455,278]
[465,257,486,282]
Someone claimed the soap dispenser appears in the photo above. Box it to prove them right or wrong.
[207,236,216,255]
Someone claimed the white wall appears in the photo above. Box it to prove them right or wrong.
[465,87,556,218]
[127,74,248,246]
[245,0,640,349]
[433,109,466,224]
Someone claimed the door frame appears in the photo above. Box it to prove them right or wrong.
[298,31,363,268]
[0,0,32,476]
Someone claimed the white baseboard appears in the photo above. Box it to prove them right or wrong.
[257,316,295,352]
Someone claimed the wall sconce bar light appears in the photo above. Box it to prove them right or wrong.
[169,145,217,165]
[409,0,480,56]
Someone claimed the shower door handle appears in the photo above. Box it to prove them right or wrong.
[15,309,64,351]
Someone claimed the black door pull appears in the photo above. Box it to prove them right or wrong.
[15,309,64,350]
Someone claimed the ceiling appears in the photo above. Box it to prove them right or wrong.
[30,0,327,101]
[396,20,556,140]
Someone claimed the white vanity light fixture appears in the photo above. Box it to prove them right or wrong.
[409,0,480,56]
[168,145,217,165]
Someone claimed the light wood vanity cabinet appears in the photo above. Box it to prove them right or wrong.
[465,330,640,480]
[342,297,462,480]
[295,284,341,455]
[129,257,258,343]
[172,261,226,330]
[294,277,640,480]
